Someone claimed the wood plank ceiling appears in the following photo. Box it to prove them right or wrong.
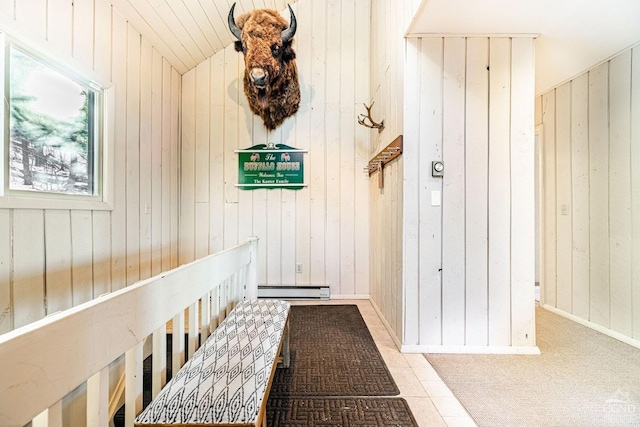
[109,0,293,74]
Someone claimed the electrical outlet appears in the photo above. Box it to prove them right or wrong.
[296,263,303,273]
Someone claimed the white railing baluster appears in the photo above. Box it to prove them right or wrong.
[125,342,143,427]
[226,277,234,314]
[32,400,62,427]
[232,272,239,305]
[152,324,167,398]
[219,281,227,325]
[211,287,219,330]
[172,310,185,375]
[246,236,259,299]
[188,301,198,356]
[238,266,247,301]
[201,292,211,341]
[87,367,109,427]
[242,263,248,299]
[32,408,47,427]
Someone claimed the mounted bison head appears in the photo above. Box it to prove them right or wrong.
[228,3,300,131]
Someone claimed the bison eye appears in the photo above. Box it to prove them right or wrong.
[234,41,246,54]
[271,44,281,57]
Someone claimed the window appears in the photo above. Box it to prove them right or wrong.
[0,35,113,210]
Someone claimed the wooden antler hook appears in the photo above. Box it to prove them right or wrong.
[357,102,385,132]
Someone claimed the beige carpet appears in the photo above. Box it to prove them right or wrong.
[426,307,640,427]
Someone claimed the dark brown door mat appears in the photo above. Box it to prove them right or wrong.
[269,305,400,397]
[267,397,418,426]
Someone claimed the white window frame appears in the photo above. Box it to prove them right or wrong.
[0,31,114,211]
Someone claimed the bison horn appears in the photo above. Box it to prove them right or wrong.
[228,3,242,41]
[281,4,297,43]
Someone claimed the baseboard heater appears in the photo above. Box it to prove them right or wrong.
[258,285,330,300]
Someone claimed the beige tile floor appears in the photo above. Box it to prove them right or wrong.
[290,299,477,427]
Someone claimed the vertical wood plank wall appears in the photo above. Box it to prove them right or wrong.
[369,0,402,341]
[179,0,371,297]
[536,44,640,344]
[0,3,181,335]
[402,36,537,352]
[367,0,422,343]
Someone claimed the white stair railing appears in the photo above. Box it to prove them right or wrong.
[0,237,259,427]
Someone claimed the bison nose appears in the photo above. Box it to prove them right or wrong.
[250,68,268,87]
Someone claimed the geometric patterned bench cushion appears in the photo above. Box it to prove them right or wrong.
[134,299,290,425]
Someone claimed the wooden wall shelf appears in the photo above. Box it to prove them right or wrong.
[364,135,403,188]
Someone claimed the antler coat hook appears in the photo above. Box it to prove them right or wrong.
[358,102,385,132]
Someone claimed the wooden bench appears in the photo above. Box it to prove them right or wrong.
[134,299,290,427]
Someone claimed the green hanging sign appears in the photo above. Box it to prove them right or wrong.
[235,143,307,190]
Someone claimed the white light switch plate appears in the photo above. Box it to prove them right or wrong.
[431,191,441,206]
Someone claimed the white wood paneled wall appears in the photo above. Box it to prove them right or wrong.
[179,0,371,297]
[0,2,181,336]
[402,36,537,353]
[367,0,421,344]
[536,44,640,344]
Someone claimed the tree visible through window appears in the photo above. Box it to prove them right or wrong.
[8,45,96,195]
